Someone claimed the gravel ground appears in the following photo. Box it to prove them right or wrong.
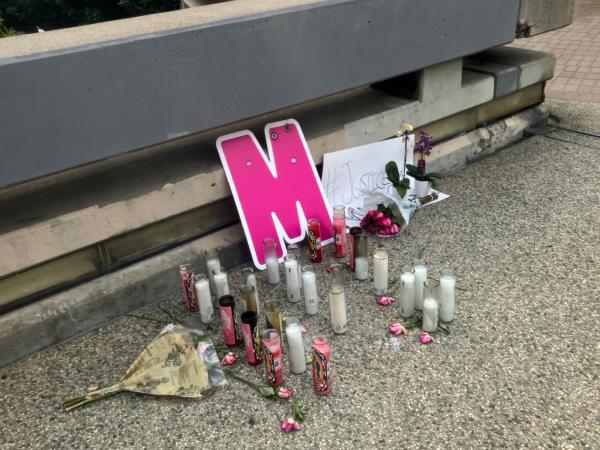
[1,100,599,449]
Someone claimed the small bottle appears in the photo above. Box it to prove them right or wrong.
[328,268,347,334]
[179,264,199,312]
[240,284,258,313]
[241,311,262,366]
[311,336,332,396]
[348,227,363,272]
[286,319,307,374]
[373,251,389,295]
[263,238,280,284]
[333,205,347,258]
[284,254,302,303]
[194,273,213,323]
[205,251,221,295]
[218,295,239,347]
[241,267,260,316]
[354,234,369,281]
[302,265,319,315]
[262,329,284,386]
[307,218,323,263]
[413,258,428,311]
[438,270,456,322]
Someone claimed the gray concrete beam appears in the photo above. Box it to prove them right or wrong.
[0,0,520,188]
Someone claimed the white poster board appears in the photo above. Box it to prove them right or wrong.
[321,137,448,227]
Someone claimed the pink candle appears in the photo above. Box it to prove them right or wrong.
[333,205,347,258]
[311,336,332,395]
[262,329,283,386]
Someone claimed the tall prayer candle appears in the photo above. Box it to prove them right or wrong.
[179,264,199,312]
[349,227,363,272]
[214,271,230,299]
[242,267,260,316]
[194,274,213,324]
[413,259,427,311]
[328,284,347,334]
[439,270,456,322]
[354,234,369,281]
[422,297,439,333]
[373,251,389,295]
[205,251,221,295]
[286,321,307,374]
[240,285,258,313]
[333,205,347,258]
[287,243,303,280]
[311,336,332,396]
[302,265,319,315]
[307,218,323,263]
[219,295,239,347]
[399,266,415,318]
[241,311,262,366]
[263,329,284,386]
[284,255,301,303]
[263,238,280,284]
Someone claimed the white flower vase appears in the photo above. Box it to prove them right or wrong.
[414,180,431,197]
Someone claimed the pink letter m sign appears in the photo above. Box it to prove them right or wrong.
[217,119,333,269]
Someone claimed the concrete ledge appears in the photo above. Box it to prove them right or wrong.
[0,104,548,368]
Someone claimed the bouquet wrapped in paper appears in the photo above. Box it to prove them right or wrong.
[64,324,226,411]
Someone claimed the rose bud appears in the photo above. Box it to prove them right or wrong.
[389,323,407,336]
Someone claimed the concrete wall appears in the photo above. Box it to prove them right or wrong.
[0,0,521,188]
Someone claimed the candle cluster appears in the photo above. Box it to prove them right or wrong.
[177,204,458,402]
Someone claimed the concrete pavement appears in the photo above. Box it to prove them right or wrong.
[514,0,600,103]
[0,99,598,449]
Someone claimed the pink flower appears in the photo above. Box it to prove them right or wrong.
[419,332,435,345]
[300,324,309,336]
[220,352,239,366]
[366,210,377,219]
[280,418,302,433]
[389,224,400,234]
[377,296,395,307]
[378,217,392,227]
[374,212,385,221]
[389,323,407,336]
[276,387,294,400]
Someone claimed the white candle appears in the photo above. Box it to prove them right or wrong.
[413,259,427,311]
[213,271,230,299]
[302,267,319,315]
[329,284,347,334]
[206,254,221,294]
[439,270,456,322]
[422,297,439,332]
[284,257,301,303]
[245,272,260,316]
[285,322,306,374]
[373,251,388,295]
[399,268,415,318]
[354,257,368,281]
[194,275,213,324]
[265,256,280,284]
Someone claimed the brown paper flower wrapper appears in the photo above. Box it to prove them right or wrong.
[64,327,209,411]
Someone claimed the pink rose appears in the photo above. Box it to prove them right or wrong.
[367,210,378,219]
[220,352,239,366]
[374,212,385,221]
[389,323,407,336]
[276,387,294,400]
[419,332,435,345]
[377,296,395,307]
[389,224,400,234]
[280,418,302,432]
[378,217,392,227]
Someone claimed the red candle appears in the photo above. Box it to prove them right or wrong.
[333,205,347,258]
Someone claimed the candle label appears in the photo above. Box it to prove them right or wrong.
[312,344,332,395]
[242,323,261,365]
[179,267,199,312]
[263,344,283,386]
[219,306,238,347]
[334,223,346,257]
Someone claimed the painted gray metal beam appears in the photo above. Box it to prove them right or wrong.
[0,0,520,188]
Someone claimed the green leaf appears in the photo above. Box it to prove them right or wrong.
[385,161,401,185]
[292,401,307,424]
[258,386,277,398]
[395,178,411,198]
